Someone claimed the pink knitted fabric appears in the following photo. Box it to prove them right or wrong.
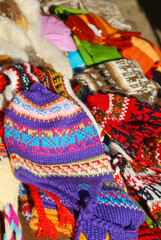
[41,14,77,52]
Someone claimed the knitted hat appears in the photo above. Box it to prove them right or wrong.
[4,82,113,237]
[0,63,41,112]
[71,59,158,104]
[75,186,146,240]
[119,36,161,73]
[41,14,77,52]
[0,139,23,240]
[85,92,161,159]
[73,35,122,67]
[65,13,141,49]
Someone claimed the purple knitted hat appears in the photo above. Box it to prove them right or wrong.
[75,186,146,240]
[4,82,113,211]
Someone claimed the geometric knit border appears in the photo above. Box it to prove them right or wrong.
[10,153,113,177]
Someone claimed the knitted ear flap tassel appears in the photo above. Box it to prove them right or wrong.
[28,184,75,239]
[0,140,23,240]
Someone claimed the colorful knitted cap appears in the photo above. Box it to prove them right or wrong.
[4,82,113,210]
[0,63,41,111]
[75,187,146,240]
[65,13,141,49]
[71,59,158,104]
[41,14,77,52]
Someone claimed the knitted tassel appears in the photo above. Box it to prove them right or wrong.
[43,190,76,229]
[3,204,24,240]
[29,185,58,239]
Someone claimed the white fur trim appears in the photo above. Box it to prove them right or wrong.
[0,39,29,63]
[0,16,32,50]
[15,0,42,48]
[37,36,73,79]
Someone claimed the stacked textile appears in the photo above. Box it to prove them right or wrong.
[0,0,161,240]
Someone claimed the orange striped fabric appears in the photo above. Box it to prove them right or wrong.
[66,13,141,49]
[119,36,161,73]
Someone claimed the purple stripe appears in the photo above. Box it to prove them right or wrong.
[7,144,103,164]
[5,107,88,129]
[14,168,113,210]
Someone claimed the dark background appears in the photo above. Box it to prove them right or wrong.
[138,0,161,48]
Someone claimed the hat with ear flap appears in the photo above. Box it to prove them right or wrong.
[3,82,113,238]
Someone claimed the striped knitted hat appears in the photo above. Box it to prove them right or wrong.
[4,82,113,237]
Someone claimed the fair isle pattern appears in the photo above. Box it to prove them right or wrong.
[10,153,112,177]
[4,84,105,166]
[3,63,39,89]
[4,83,113,213]
[118,97,130,121]
[5,118,100,160]
[8,92,81,122]
[43,72,101,137]
[97,190,142,211]
[5,119,97,149]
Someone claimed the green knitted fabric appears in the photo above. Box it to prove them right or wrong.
[73,35,122,67]
[54,6,90,19]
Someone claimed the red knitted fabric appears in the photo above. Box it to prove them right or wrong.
[86,93,161,160]
[138,222,161,240]
[66,13,141,49]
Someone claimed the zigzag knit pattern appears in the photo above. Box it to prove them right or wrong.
[4,82,113,211]
[4,204,23,240]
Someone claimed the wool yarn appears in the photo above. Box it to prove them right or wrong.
[41,14,77,52]
[71,59,158,104]
[19,183,75,238]
[73,35,122,67]
[4,82,113,238]
[65,13,141,49]
[86,92,161,159]
[0,139,23,240]
[119,36,161,74]
[39,0,134,31]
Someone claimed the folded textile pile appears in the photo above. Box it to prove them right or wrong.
[0,0,161,240]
